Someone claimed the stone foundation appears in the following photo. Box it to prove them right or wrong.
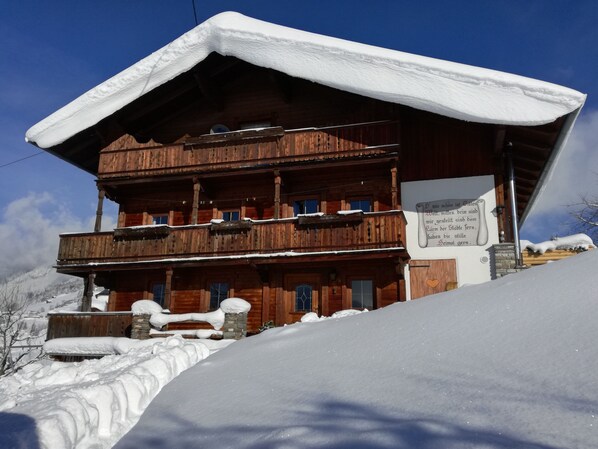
[491,243,527,279]
[222,312,248,340]
[131,314,151,339]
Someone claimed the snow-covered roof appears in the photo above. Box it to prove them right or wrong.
[25,12,585,149]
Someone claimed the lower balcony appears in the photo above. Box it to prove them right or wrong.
[57,211,406,270]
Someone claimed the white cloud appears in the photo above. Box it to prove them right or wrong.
[522,109,598,240]
[0,192,116,280]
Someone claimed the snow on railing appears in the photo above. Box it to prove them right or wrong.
[131,298,251,339]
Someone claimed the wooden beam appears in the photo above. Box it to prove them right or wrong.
[192,177,201,225]
[390,160,398,209]
[94,187,105,232]
[82,273,95,312]
[274,171,282,219]
[164,268,173,310]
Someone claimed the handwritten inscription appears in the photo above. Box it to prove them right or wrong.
[416,199,488,248]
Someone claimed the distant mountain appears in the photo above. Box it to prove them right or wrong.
[5,266,82,314]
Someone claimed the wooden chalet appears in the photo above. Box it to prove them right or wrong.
[26,12,585,335]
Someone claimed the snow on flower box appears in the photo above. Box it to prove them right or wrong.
[209,220,253,233]
[113,224,171,240]
[296,211,364,228]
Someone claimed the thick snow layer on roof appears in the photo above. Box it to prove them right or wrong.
[26,12,585,149]
[116,250,598,449]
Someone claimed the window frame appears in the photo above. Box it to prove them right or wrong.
[208,281,231,311]
[291,197,319,217]
[347,197,373,213]
[151,282,166,308]
[151,214,169,225]
[221,210,240,222]
[294,284,313,313]
[349,278,375,310]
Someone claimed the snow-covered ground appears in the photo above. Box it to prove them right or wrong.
[0,336,233,449]
[114,250,598,449]
[2,252,597,448]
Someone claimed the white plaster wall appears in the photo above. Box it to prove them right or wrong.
[401,175,499,299]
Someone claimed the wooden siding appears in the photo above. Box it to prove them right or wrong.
[522,248,592,267]
[98,121,399,179]
[57,211,406,268]
[46,312,133,341]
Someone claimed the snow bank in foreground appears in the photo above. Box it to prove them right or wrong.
[0,336,219,449]
[523,232,595,254]
[300,308,367,322]
[116,250,598,449]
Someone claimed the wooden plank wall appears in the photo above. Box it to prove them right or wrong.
[400,109,495,182]
[46,313,133,340]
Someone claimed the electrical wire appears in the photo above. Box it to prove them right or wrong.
[0,151,44,169]
[191,0,199,26]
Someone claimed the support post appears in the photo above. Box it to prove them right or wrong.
[390,160,399,210]
[164,268,173,310]
[94,187,105,232]
[191,177,200,225]
[505,143,522,266]
[274,171,281,219]
[82,273,95,312]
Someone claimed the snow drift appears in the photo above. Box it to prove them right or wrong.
[116,250,598,449]
[26,12,585,149]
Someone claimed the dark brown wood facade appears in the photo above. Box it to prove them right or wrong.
[46,55,570,333]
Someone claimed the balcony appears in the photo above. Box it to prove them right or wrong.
[98,120,398,180]
[57,211,406,270]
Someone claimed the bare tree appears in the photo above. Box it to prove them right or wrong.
[0,285,44,376]
[570,194,598,241]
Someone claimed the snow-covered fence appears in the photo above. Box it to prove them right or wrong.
[131,298,251,340]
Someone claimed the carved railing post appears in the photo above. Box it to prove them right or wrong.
[94,187,105,232]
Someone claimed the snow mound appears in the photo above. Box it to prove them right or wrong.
[26,12,585,149]
[116,250,598,449]
[220,297,251,314]
[524,233,595,254]
[300,308,367,322]
[0,336,211,449]
[149,309,225,330]
[131,299,163,315]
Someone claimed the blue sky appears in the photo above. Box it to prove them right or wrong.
[0,1,596,277]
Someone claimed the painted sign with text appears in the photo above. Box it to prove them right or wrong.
[416,199,488,248]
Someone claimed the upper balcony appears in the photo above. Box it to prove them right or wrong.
[57,211,406,271]
[98,120,399,180]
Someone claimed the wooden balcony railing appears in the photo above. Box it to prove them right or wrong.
[57,211,406,268]
[46,312,133,341]
[98,120,399,179]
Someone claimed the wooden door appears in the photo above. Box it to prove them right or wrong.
[409,259,457,299]
[284,274,321,324]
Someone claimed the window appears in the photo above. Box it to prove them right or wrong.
[293,199,318,216]
[349,199,372,212]
[351,280,373,309]
[152,283,166,307]
[295,284,313,312]
[209,282,229,310]
[222,210,240,222]
[152,214,169,225]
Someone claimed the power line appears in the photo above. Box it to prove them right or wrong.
[0,151,44,169]
[191,0,199,26]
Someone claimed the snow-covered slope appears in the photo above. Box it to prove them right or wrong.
[5,265,82,311]
[116,250,598,449]
[26,12,585,150]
